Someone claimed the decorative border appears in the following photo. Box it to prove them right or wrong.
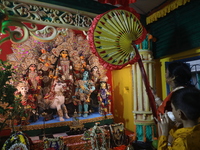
[146,0,191,25]
[0,21,68,44]
[0,0,96,31]
[14,115,114,131]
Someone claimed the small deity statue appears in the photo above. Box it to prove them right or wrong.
[55,50,74,103]
[98,81,111,115]
[25,64,43,92]
[20,52,44,117]
[15,81,38,125]
[23,64,43,113]
[91,66,100,83]
[74,70,95,117]
[89,66,101,112]
[55,50,73,81]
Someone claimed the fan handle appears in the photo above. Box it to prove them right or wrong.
[133,44,157,122]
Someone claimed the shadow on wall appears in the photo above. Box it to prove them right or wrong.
[113,82,125,125]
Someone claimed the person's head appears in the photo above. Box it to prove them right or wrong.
[60,50,69,58]
[91,66,99,73]
[170,87,200,123]
[166,61,192,87]
[29,64,37,72]
[100,81,107,89]
[83,70,89,79]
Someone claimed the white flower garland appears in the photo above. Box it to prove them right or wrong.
[44,137,65,149]
[9,143,28,150]
[90,123,106,150]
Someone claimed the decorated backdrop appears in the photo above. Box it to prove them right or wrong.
[5,28,110,123]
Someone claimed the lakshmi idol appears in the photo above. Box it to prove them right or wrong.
[22,63,43,123]
[97,81,111,115]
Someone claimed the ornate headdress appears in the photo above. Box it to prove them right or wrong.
[20,52,42,70]
[100,76,108,82]
[89,55,100,70]
[52,45,73,57]
[16,81,29,90]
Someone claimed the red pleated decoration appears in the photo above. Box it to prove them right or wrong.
[97,0,137,6]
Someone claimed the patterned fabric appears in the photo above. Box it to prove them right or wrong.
[158,124,200,150]
[157,86,184,116]
[157,92,173,115]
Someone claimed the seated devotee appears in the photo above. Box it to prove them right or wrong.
[155,86,200,150]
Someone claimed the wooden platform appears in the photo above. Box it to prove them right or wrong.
[1,113,136,150]
[14,113,114,137]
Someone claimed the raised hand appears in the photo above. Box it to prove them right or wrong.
[154,111,170,136]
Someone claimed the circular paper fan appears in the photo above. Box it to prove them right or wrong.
[88,8,157,119]
[88,8,146,70]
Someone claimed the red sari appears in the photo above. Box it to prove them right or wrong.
[157,92,173,115]
[157,86,184,116]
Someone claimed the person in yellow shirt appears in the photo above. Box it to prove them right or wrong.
[155,86,200,150]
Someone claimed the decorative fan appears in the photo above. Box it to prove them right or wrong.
[88,8,157,119]
[88,8,146,70]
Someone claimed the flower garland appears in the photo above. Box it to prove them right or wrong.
[9,143,28,150]
[2,131,30,150]
[90,123,107,150]
[110,123,125,147]
[44,137,65,150]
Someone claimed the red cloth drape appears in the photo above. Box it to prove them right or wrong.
[97,0,136,6]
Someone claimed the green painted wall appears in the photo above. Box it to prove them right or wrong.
[149,0,200,58]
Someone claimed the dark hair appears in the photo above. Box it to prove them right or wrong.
[167,61,192,87]
[55,50,70,63]
[91,66,99,72]
[171,87,200,120]
[83,70,91,79]
[99,81,108,89]
[27,64,37,73]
